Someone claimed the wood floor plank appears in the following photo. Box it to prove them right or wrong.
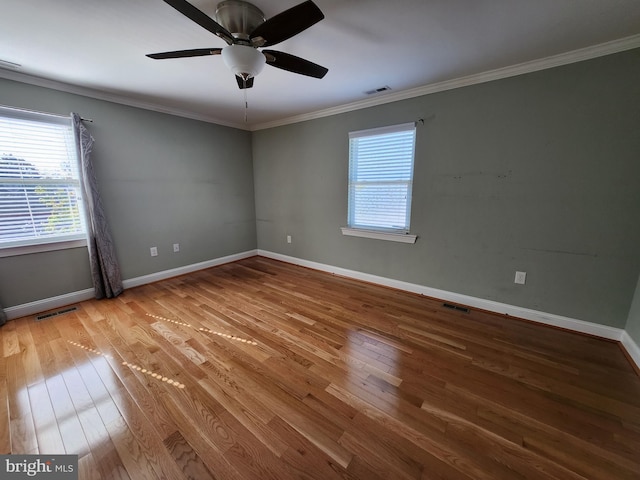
[45,374,91,456]
[107,388,189,480]
[476,399,640,470]
[27,381,65,453]
[1,320,20,358]
[0,356,10,454]
[523,433,639,480]
[103,415,161,480]
[158,387,245,480]
[92,447,131,480]
[197,376,289,457]
[163,430,216,480]
[86,335,180,441]
[326,381,496,480]
[64,341,124,433]
[267,415,353,480]
[15,319,43,387]
[447,375,640,457]
[339,428,423,480]
[1,256,638,479]
[9,413,37,454]
[77,453,104,480]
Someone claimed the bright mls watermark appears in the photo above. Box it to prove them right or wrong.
[1,455,78,479]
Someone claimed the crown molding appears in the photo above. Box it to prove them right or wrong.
[250,34,640,131]
[0,69,247,130]
[1,34,639,132]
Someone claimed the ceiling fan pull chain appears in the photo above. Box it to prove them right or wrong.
[243,78,249,123]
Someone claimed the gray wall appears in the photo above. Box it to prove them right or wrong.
[253,48,640,328]
[626,275,640,344]
[0,78,256,307]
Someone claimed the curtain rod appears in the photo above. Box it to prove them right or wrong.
[0,104,93,122]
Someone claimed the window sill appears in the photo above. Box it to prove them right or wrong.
[340,227,417,244]
[0,238,87,258]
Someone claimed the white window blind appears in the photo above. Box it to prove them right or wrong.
[348,122,416,233]
[0,107,86,249]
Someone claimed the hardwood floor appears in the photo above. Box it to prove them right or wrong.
[1,256,639,479]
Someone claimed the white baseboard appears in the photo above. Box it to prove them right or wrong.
[5,288,95,320]
[122,249,258,289]
[621,331,640,371]
[257,250,634,344]
[4,249,258,320]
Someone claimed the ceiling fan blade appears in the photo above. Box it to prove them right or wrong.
[263,50,328,79]
[250,0,324,47]
[163,0,235,45]
[146,48,222,59]
[236,76,255,89]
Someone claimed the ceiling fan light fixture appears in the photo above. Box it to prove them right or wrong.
[222,44,265,79]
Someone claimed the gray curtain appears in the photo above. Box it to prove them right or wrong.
[0,303,6,326]
[72,113,123,299]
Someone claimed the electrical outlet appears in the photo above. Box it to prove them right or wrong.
[150,246,158,257]
[173,243,180,253]
[514,271,526,284]
[287,235,292,244]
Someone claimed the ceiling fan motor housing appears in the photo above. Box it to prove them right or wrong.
[215,0,265,41]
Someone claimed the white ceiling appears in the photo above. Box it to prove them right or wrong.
[1,0,640,130]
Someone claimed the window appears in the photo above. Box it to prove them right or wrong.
[343,122,417,243]
[0,106,87,255]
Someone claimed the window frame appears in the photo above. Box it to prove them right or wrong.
[0,106,88,257]
[343,122,418,244]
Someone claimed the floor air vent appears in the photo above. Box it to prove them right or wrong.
[442,303,470,313]
[36,306,78,321]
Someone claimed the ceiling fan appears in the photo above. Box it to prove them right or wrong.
[147,0,328,89]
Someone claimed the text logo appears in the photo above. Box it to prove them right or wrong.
[1,455,78,479]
